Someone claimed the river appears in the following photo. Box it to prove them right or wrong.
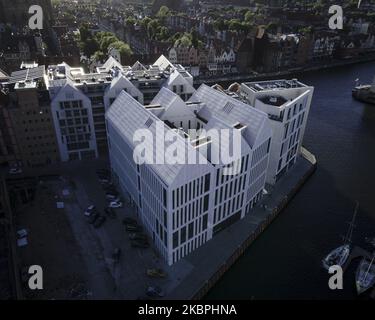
[206,61,375,299]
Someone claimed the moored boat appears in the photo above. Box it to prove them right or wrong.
[352,76,375,105]
[322,202,359,271]
[356,254,375,295]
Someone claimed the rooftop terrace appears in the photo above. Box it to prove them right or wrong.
[243,79,307,92]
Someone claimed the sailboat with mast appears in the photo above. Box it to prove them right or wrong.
[355,253,375,295]
[322,202,359,271]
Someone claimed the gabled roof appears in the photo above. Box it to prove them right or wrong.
[51,80,90,103]
[164,69,195,93]
[106,75,142,97]
[151,88,196,120]
[131,61,147,71]
[154,55,174,71]
[101,56,123,71]
[106,91,208,186]
[0,68,8,80]
[190,84,269,148]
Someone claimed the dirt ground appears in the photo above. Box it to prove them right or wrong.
[15,178,89,299]
[10,160,191,300]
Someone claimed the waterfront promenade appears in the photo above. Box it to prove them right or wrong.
[195,54,375,86]
[165,148,316,299]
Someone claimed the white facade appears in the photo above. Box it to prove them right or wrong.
[240,79,314,185]
[47,55,195,161]
[106,85,272,265]
[50,82,98,161]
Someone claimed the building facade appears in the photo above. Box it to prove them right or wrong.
[1,65,59,167]
[106,84,273,265]
[240,79,314,185]
[47,55,195,161]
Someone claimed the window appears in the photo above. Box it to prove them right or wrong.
[202,215,208,231]
[284,123,289,139]
[204,174,210,192]
[173,231,178,249]
[203,195,209,212]
[181,226,186,244]
[163,188,167,207]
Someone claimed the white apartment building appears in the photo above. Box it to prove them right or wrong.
[240,79,314,185]
[106,84,273,265]
[47,55,195,161]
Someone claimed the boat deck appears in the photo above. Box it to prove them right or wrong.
[343,246,375,298]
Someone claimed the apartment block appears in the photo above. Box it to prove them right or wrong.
[106,85,272,265]
[47,55,195,161]
[240,79,314,184]
[1,65,59,167]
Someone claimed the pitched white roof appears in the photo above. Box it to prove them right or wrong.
[106,91,208,186]
[101,56,123,71]
[154,55,174,71]
[0,68,8,80]
[190,84,269,148]
[164,69,195,92]
[131,61,147,71]
[151,87,196,120]
[106,75,142,97]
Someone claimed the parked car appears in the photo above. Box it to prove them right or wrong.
[112,248,121,263]
[146,286,164,297]
[84,205,96,217]
[131,239,149,248]
[99,178,111,184]
[125,225,143,232]
[93,215,106,228]
[9,167,22,175]
[146,268,167,278]
[88,212,99,224]
[109,201,123,208]
[122,218,137,225]
[104,207,116,218]
[129,233,147,240]
[106,193,119,200]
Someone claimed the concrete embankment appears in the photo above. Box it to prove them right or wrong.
[166,148,317,299]
[194,54,375,86]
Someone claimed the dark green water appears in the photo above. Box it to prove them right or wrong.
[207,62,375,300]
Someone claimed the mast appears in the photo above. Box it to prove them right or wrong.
[343,201,359,244]
[363,253,375,284]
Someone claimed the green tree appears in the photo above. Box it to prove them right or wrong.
[157,5,170,18]
[109,41,133,59]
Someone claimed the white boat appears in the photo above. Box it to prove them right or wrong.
[322,202,359,271]
[356,254,375,295]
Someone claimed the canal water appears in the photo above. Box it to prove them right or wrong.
[207,62,375,299]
